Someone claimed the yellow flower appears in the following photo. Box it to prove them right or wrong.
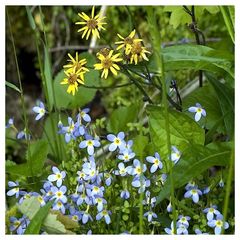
[75,6,107,40]
[115,29,142,54]
[129,41,150,65]
[94,49,122,79]
[60,68,84,96]
[63,52,89,76]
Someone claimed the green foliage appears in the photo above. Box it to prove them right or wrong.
[107,104,140,134]
[24,200,53,234]
[156,143,232,203]
[5,81,21,93]
[183,84,225,132]
[147,105,205,164]
[54,52,100,109]
[18,197,77,234]
[6,139,48,177]
[206,73,234,140]
[132,135,148,159]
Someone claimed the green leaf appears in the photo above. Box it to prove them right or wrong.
[44,44,54,111]
[18,197,68,234]
[183,84,226,132]
[25,6,36,30]
[160,45,234,79]
[24,201,53,234]
[6,139,48,177]
[156,144,231,203]
[132,135,148,159]
[107,104,140,134]
[147,105,205,164]
[163,6,191,29]
[5,81,21,93]
[52,211,79,230]
[206,73,234,139]
[54,53,100,109]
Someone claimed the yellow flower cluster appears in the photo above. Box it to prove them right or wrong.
[60,53,89,96]
[61,7,151,95]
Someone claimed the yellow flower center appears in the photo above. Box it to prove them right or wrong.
[93,186,99,192]
[197,108,202,113]
[102,210,108,216]
[124,155,129,160]
[99,48,110,57]
[68,73,78,85]
[209,208,214,213]
[57,192,62,197]
[57,201,62,207]
[56,173,61,179]
[136,167,142,174]
[72,215,78,221]
[154,159,159,165]
[114,138,121,145]
[120,169,126,174]
[14,221,20,227]
[87,19,98,29]
[102,58,113,69]
[87,140,93,146]
[216,220,223,227]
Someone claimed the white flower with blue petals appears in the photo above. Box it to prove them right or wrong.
[188,103,206,122]
[32,101,46,120]
[146,152,163,173]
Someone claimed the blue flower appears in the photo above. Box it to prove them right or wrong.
[50,185,68,203]
[207,214,229,234]
[176,224,188,235]
[82,159,98,182]
[120,190,130,200]
[89,184,105,198]
[188,103,206,122]
[32,101,46,120]
[79,135,101,155]
[107,132,126,152]
[6,117,14,128]
[52,200,66,214]
[143,211,157,222]
[17,128,31,140]
[132,176,150,193]
[36,195,46,207]
[7,181,22,198]
[142,190,156,207]
[146,152,163,173]
[170,146,181,164]
[102,172,112,186]
[184,187,202,203]
[18,191,38,204]
[77,108,91,123]
[82,211,93,224]
[203,205,221,221]
[167,201,172,212]
[96,209,111,224]
[9,216,30,234]
[219,178,224,187]
[114,162,131,177]
[177,215,191,228]
[203,186,211,194]
[61,117,76,143]
[128,159,147,176]
[47,166,66,187]
[69,206,82,222]
[164,221,175,235]
[93,197,107,212]
[194,229,209,235]
[118,149,135,162]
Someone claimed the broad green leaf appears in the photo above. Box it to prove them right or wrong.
[156,143,231,203]
[107,104,140,134]
[147,105,205,164]
[52,211,79,230]
[206,73,234,140]
[44,44,54,111]
[24,200,53,234]
[5,81,21,93]
[6,139,48,177]
[183,84,226,132]
[54,52,100,109]
[18,197,68,234]
[161,45,234,78]
[132,135,148,159]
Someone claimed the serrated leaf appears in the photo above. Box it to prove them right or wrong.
[43,212,67,234]
[18,196,41,219]
[147,105,205,165]
[156,144,231,203]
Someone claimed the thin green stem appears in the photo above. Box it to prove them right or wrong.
[7,9,33,177]
[222,148,234,233]
[147,7,177,233]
